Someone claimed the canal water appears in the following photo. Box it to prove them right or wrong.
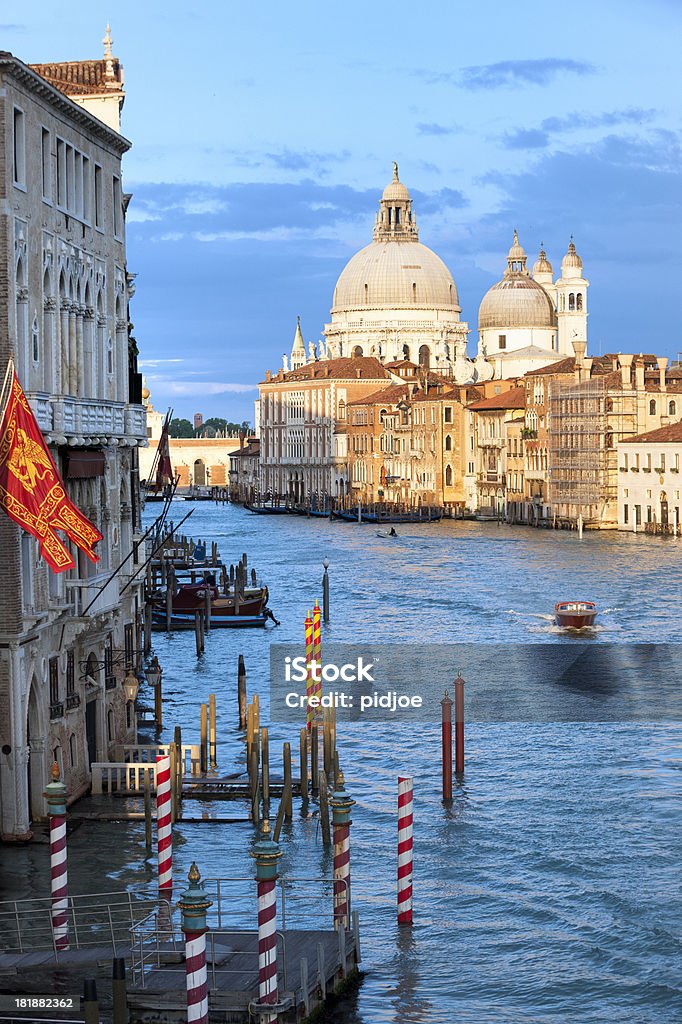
[5,503,682,1023]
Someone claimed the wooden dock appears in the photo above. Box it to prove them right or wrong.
[127,924,359,1022]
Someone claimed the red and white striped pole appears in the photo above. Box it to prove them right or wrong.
[252,818,282,1021]
[312,600,322,709]
[304,610,315,732]
[178,863,212,1024]
[44,762,69,951]
[331,772,354,929]
[397,775,414,925]
[156,754,172,898]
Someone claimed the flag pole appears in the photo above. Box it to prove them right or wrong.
[0,357,14,423]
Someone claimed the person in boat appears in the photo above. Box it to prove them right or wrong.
[202,571,217,586]
[389,527,397,537]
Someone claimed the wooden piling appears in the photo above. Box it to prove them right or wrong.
[455,674,465,775]
[165,576,173,633]
[200,704,208,774]
[174,726,183,817]
[209,693,217,768]
[261,727,270,814]
[323,709,332,777]
[249,749,260,824]
[283,742,293,819]
[238,655,247,729]
[273,791,286,843]
[169,742,177,824]
[299,727,308,799]
[154,673,163,732]
[441,690,453,801]
[318,772,331,846]
[204,584,212,632]
[194,611,202,657]
[112,958,127,1024]
[311,725,319,795]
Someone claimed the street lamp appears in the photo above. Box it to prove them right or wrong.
[145,656,162,688]
[123,666,139,704]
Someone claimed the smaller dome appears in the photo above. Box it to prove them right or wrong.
[533,247,553,277]
[562,239,582,271]
[479,276,556,331]
[142,385,150,400]
[507,230,526,261]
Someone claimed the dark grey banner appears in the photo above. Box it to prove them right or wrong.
[269,643,682,722]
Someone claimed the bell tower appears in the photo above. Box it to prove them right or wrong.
[556,239,589,356]
[373,164,419,243]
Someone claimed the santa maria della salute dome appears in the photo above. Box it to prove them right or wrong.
[286,167,589,382]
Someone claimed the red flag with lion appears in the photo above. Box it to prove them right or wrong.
[0,362,102,573]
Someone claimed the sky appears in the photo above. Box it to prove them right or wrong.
[5,0,682,422]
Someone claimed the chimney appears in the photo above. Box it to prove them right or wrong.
[619,353,634,388]
[356,369,362,378]
[611,355,619,372]
[265,370,271,382]
[635,358,645,391]
[239,430,245,450]
[572,340,586,381]
[324,365,330,378]
[310,365,315,379]
[583,357,593,377]
[657,356,668,392]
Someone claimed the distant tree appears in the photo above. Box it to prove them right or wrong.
[197,417,253,437]
[168,417,193,438]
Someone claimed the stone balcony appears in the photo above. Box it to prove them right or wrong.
[26,392,147,446]
[65,571,121,618]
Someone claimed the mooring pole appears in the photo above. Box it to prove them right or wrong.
[305,610,314,733]
[322,558,330,623]
[331,772,354,929]
[178,864,212,1024]
[44,762,69,951]
[156,754,172,899]
[312,600,322,713]
[441,690,453,801]
[112,957,127,1024]
[397,776,414,925]
[200,704,208,775]
[238,654,247,729]
[82,980,99,1024]
[252,819,282,1022]
[454,674,465,776]
[299,727,308,799]
[209,692,217,769]
[143,768,152,851]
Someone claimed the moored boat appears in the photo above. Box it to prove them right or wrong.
[554,601,598,628]
[151,581,271,629]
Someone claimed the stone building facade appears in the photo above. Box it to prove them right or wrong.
[0,42,146,839]
[618,421,682,533]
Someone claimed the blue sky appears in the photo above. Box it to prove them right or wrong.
[6,0,682,422]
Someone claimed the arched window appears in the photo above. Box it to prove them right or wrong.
[364,283,368,302]
[445,436,452,451]
[31,316,39,363]
[338,399,346,421]
[606,398,613,412]
[669,400,676,416]
[576,293,583,311]
[649,399,656,416]
[418,345,430,369]
[352,345,363,359]
[568,293,575,311]
[69,733,77,768]
[107,335,114,375]
[402,344,410,361]
[107,709,114,743]
[605,431,614,450]
[445,465,453,487]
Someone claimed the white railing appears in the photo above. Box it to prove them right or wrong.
[25,393,146,441]
[91,761,158,795]
[122,743,201,776]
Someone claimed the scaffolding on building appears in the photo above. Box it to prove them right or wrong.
[548,374,630,526]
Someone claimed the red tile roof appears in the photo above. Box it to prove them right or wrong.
[29,59,123,96]
[468,387,526,411]
[620,420,682,444]
[261,357,390,385]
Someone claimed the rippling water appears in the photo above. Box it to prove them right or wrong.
[5,505,682,1023]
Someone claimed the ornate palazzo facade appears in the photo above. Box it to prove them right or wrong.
[0,40,146,838]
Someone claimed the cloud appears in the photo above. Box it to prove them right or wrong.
[139,358,185,367]
[416,122,460,136]
[461,58,596,90]
[148,380,259,397]
[503,128,550,150]
[503,107,658,149]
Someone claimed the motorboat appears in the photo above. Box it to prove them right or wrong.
[554,601,598,628]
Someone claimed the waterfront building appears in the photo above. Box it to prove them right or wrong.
[229,436,260,503]
[478,234,589,379]
[468,387,526,516]
[617,422,682,533]
[345,361,510,509]
[259,353,393,501]
[139,388,240,487]
[0,37,146,839]
[547,350,682,528]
